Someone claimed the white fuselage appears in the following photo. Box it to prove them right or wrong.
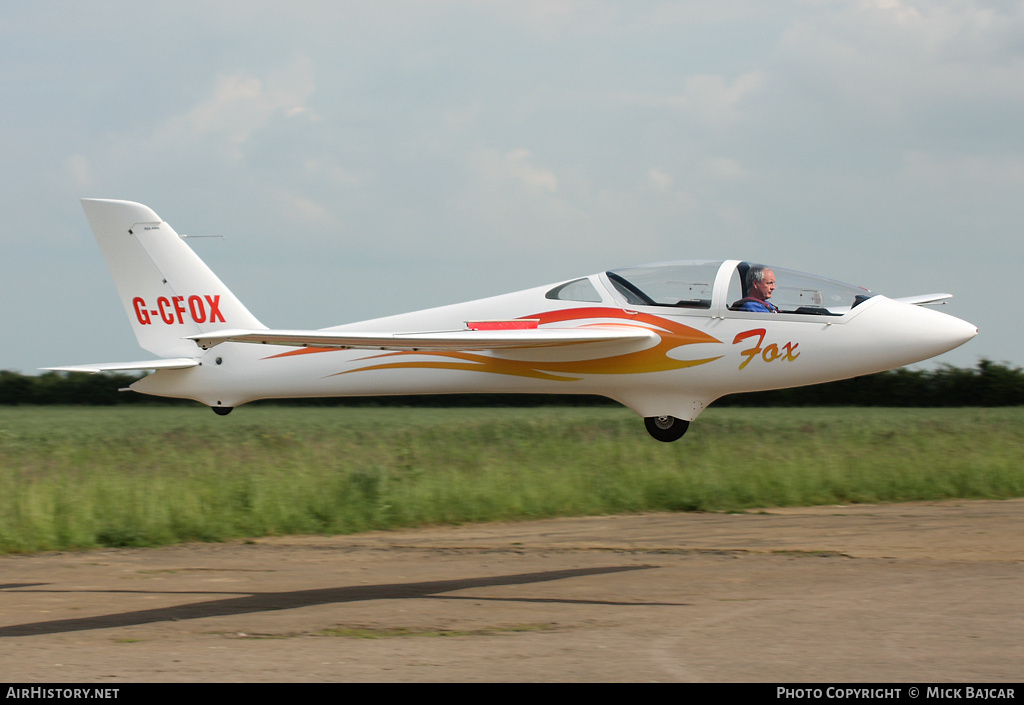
[131,263,978,421]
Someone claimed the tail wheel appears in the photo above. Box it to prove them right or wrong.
[644,415,689,442]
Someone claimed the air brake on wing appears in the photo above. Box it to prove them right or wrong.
[467,319,539,330]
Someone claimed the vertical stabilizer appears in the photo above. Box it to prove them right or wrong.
[81,199,265,358]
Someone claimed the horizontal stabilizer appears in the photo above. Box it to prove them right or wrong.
[187,327,658,351]
[42,359,200,374]
[894,293,953,306]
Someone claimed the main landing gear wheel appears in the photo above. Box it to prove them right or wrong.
[644,415,689,442]
[212,406,233,416]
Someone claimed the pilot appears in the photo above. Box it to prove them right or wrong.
[733,265,778,313]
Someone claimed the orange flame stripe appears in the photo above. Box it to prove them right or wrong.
[300,307,725,381]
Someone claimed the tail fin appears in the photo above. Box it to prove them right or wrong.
[81,199,266,358]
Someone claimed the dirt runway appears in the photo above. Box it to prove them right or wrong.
[2,499,1022,682]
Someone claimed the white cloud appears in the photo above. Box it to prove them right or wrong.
[65,154,96,189]
[273,189,331,225]
[777,0,1024,112]
[301,158,361,189]
[648,168,673,192]
[166,56,317,158]
[705,156,750,181]
[78,55,320,176]
[611,71,766,126]
[476,148,559,193]
[488,0,622,37]
[671,72,766,123]
[900,151,1024,187]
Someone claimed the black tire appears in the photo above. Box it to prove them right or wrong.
[644,415,689,442]
[212,406,233,416]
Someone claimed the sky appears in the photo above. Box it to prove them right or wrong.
[2,0,1021,374]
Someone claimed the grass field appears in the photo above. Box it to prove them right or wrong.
[1,405,1022,554]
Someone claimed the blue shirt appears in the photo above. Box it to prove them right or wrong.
[737,299,778,313]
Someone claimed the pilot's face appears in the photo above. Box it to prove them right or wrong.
[751,269,776,300]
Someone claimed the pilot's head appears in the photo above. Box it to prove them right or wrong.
[747,265,776,301]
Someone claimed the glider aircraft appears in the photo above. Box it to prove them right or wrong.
[47,199,978,441]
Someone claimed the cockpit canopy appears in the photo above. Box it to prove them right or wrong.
[604,261,876,316]
[607,261,721,309]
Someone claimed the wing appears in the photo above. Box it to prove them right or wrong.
[894,293,953,306]
[186,326,658,351]
[42,359,201,374]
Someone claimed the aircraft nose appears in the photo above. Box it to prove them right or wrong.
[943,315,979,348]
[900,302,977,358]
